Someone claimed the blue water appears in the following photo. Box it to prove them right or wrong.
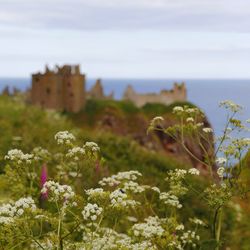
[1,77,250,138]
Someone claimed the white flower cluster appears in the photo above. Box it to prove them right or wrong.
[85,188,107,200]
[173,106,200,115]
[4,149,33,164]
[168,241,183,250]
[131,241,157,250]
[180,230,200,247]
[83,228,129,249]
[54,131,75,145]
[188,168,200,175]
[202,127,213,133]
[151,187,161,193]
[82,203,103,221]
[219,100,242,112]
[0,197,36,224]
[83,227,157,250]
[176,224,185,231]
[149,116,164,128]
[123,181,146,193]
[196,122,204,127]
[110,189,138,208]
[41,181,75,205]
[216,157,227,165]
[132,216,165,239]
[186,117,194,123]
[190,218,205,226]
[152,116,164,123]
[84,142,100,153]
[217,167,225,178]
[166,168,200,181]
[99,171,142,187]
[85,188,105,196]
[173,106,184,113]
[32,147,50,161]
[166,169,187,181]
[66,146,85,160]
[159,192,182,208]
[185,108,197,114]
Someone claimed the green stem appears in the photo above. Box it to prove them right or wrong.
[56,202,63,250]
[214,207,222,250]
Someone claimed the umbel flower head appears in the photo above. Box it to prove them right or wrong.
[41,181,75,206]
[0,197,36,225]
[82,203,103,221]
[54,131,75,145]
[5,149,33,164]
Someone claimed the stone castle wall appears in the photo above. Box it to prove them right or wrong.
[31,65,85,112]
[30,65,187,112]
[123,82,187,107]
[87,79,113,100]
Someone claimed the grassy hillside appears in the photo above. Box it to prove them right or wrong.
[0,96,249,249]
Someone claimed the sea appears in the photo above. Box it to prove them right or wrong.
[0,77,250,138]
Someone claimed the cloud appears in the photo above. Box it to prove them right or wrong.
[0,0,250,32]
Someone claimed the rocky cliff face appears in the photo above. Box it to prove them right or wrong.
[70,100,215,172]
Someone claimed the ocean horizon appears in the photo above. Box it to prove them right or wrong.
[1,77,250,138]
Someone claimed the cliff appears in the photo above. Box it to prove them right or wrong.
[68,99,214,172]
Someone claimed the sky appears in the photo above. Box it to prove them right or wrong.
[1,0,250,78]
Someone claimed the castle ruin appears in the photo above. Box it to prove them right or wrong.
[31,65,85,112]
[30,64,187,112]
[87,79,113,100]
[123,82,187,107]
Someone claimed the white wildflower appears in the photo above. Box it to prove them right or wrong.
[186,117,194,123]
[84,142,100,153]
[160,192,182,208]
[99,171,142,187]
[41,181,75,205]
[219,100,242,112]
[190,218,205,226]
[123,181,145,193]
[173,106,184,113]
[185,108,197,114]
[217,167,225,178]
[188,168,200,175]
[54,131,75,145]
[0,197,36,225]
[110,189,138,208]
[196,122,204,127]
[85,188,107,200]
[82,203,103,221]
[66,146,85,159]
[176,224,185,231]
[32,147,50,161]
[151,187,161,193]
[152,116,164,123]
[127,216,138,222]
[132,216,165,239]
[216,157,227,165]
[180,230,200,245]
[203,127,213,133]
[150,116,164,127]
[5,149,33,164]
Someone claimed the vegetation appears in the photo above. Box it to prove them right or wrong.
[0,96,249,249]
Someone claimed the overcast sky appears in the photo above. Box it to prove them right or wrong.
[1,0,250,78]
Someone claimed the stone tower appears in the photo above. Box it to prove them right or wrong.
[87,78,114,100]
[123,82,187,107]
[31,65,85,113]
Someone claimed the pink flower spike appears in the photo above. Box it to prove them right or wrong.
[40,164,48,199]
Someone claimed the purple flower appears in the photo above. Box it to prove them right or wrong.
[40,164,48,199]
